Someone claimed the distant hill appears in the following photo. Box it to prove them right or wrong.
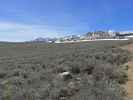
[29,31,133,43]
[30,37,57,43]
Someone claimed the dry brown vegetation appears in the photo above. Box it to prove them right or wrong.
[121,43,133,100]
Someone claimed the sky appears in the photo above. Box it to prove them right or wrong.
[0,0,133,41]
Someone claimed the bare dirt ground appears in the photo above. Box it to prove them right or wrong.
[122,43,133,100]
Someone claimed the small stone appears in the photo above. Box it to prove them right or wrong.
[59,72,72,81]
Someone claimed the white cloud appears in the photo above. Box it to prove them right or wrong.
[0,21,90,42]
[0,21,64,41]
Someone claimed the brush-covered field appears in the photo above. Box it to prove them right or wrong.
[0,40,132,100]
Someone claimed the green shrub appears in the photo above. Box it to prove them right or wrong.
[0,41,131,100]
[70,66,80,74]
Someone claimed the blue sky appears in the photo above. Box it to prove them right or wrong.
[0,0,133,41]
